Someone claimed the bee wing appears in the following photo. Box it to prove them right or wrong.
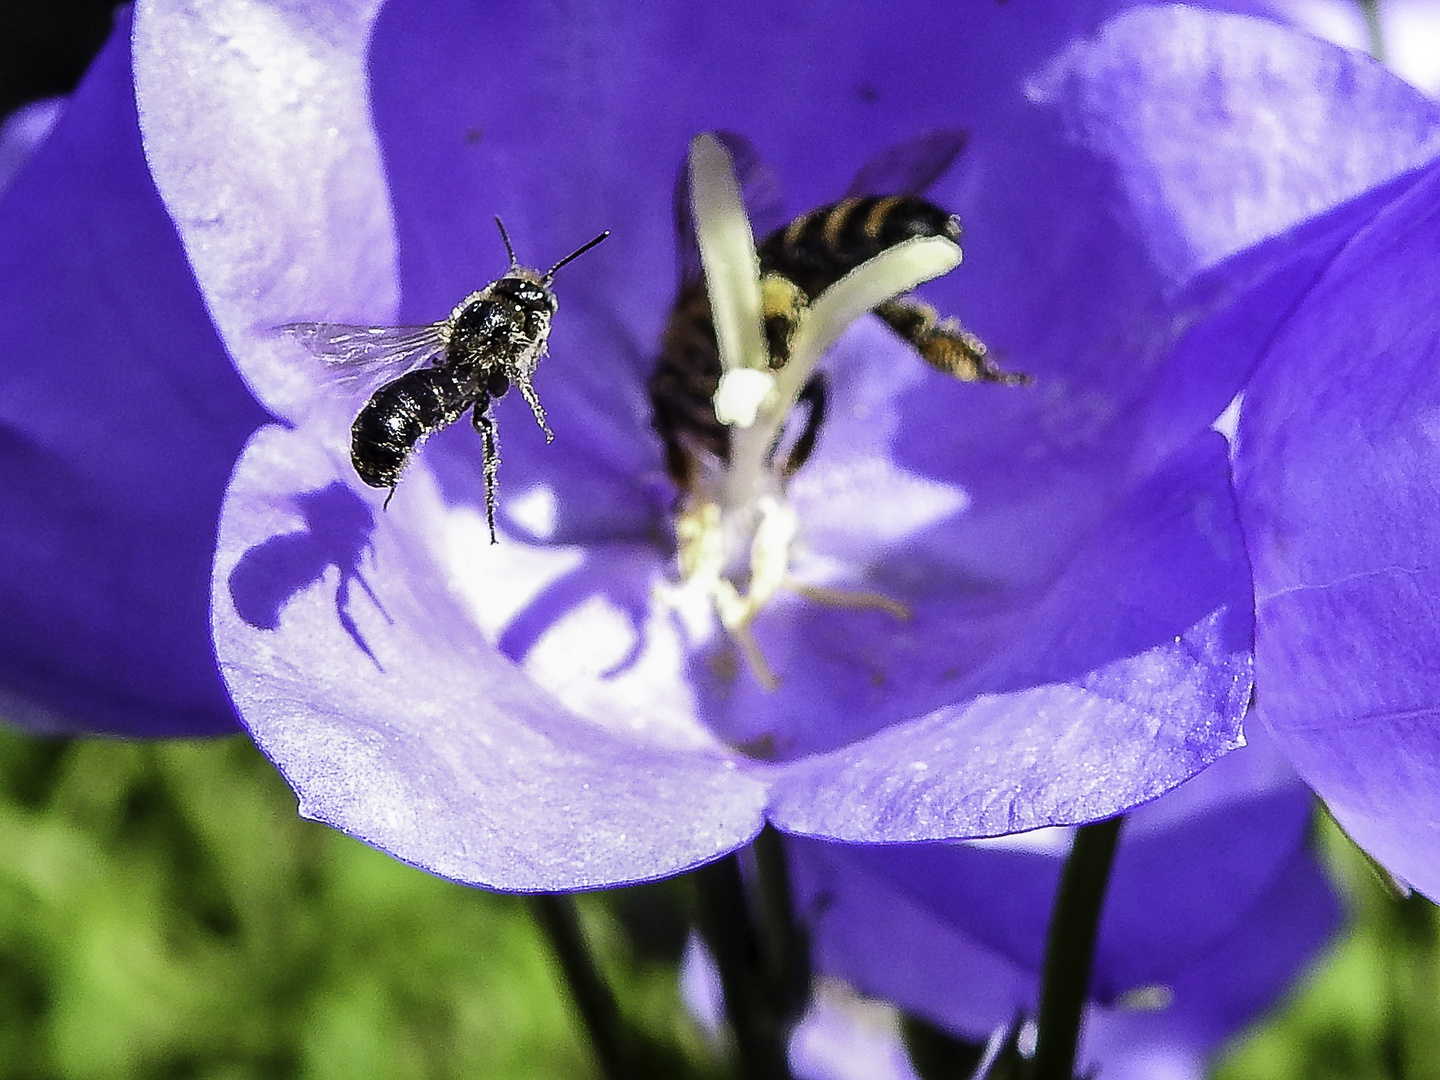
[278,321,448,404]
[674,129,786,289]
[844,128,970,198]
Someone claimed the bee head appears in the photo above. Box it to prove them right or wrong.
[491,273,558,314]
[490,216,608,311]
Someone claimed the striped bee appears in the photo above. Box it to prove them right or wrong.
[648,129,1028,495]
[649,132,1028,689]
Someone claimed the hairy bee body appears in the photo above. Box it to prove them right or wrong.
[286,219,607,542]
[649,283,729,489]
[351,366,475,489]
[351,282,545,492]
[650,189,1017,492]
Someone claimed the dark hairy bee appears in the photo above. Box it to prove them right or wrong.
[648,130,1028,493]
[283,219,608,542]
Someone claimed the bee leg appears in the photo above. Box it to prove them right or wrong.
[515,376,553,442]
[873,296,1031,385]
[471,397,501,544]
[778,373,829,478]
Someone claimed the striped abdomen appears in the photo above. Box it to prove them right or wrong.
[649,195,998,492]
[756,195,959,299]
[648,283,727,491]
[351,366,474,488]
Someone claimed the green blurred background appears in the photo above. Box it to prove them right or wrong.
[1,726,1438,1080]
[0,729,717,1080]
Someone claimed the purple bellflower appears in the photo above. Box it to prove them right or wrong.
[785,728,1340,1080]
[118,0,1440,890]
[0,0,1427,894]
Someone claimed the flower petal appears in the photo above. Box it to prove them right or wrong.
[212,423,768,889]
[1033,6,1440,282]
[0,12,264,735]
[769,430,1253,840]
[1234,153,1440,900]
[787,730,1338,1060]
[133,0,395,419]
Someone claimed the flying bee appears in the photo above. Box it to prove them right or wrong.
[648,129,1028,493]
[282,218,608,542]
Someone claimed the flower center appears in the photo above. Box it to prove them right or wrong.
[661,133,965,689]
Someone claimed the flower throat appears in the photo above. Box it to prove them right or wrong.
[648,132,1028,689]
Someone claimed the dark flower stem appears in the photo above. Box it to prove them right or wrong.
[693,848,797,1080]
[528,892,638,1080]
[750,825,811,1023]
[1030,815,1126,1080]
[901,1013,989,1080]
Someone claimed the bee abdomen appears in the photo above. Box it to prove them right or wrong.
[648,283,730,489]
[757,195,960,298]
[351,367,471,488]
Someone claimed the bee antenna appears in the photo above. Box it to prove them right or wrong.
[544,229,610,282]
[494,216,519,268]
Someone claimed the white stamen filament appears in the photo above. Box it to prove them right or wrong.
[689,133,769,378]
[724,235,961,515]
[673,132,963,687]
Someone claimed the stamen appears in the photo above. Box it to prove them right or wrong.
[666,132,962,689]
[688,133,768,378]
[789,582,911,621]
[729,234,961,513]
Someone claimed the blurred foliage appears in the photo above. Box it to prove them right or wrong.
[1217,813,1440,1080]
[2,725,1440,1079]
[0,726,716,1080]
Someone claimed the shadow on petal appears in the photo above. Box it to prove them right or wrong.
[228,482,385,663]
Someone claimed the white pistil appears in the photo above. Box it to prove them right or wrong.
[724,236,961,515]
[670,132,963,688]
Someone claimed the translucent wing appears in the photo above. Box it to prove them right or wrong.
[844,128,970,198]
[278,321,448,404]
[673,129,786,289]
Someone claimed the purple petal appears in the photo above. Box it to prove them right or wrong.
[1028,5,1440,469]
[1235,154,1440,900]
[788,731,1339,1060]
[768,431,1252,840]
[1034,6,1440,281]
[787,989,926,1080]
[132,0,397,420]
[212,423,768,889]
[0,97,63,196]
[0,12,264,735]
[1086,842,1340,1067]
